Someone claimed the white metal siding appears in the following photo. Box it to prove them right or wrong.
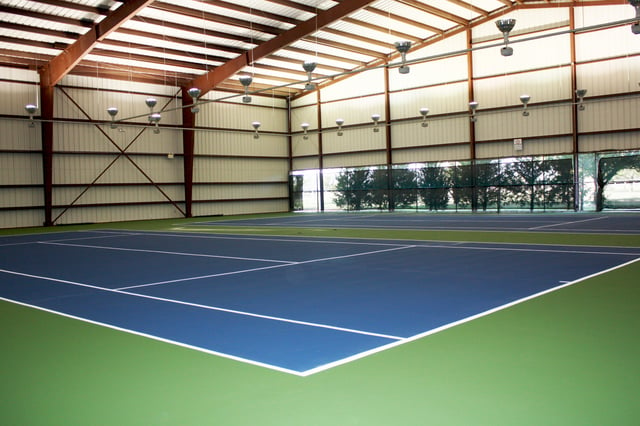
[320,94,386,128]
[392,144,471,164]
[474,105,573,142]
[475,136,574,159]
[392,117,469,149]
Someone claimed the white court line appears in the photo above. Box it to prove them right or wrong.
[118,245,416,290]
[528,216,608,230]
[410,242,640,256]
[0,267,402,342]
[39,241,296,265]
[0,296,304,376]
[299,256,640,376]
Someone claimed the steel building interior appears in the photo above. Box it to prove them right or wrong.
[1,0,640,425]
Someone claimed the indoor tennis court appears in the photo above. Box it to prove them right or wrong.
[3,226,637,376]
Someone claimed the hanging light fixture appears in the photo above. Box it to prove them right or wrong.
[394,41,412,74]
[469,101,479,122]
[301,122,310,139]
[239,75,253,103]
[576,89,587,110]
[630,0,640,34]
[336,118,344,136]
[25,104,37,128]
[252,121,261,139]
[302,60,317,90]
[519,95,531,116]
[419,107,430,127]
[145,97,157,113]
[148,112,162,134]
[107,107,119,128]
[187,87,201,113]
[371,114,381,132]
[496,19,516,56]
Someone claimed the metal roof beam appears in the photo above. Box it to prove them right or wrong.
[189,0,378,96]
[38,0,156,87]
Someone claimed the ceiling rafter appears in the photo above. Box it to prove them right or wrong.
[189,0,379,96]
[39,0,156,87]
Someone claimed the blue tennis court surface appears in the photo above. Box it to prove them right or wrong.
[1,229,639,375]
[197,212,640,234]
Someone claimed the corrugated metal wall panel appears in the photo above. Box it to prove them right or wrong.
[473,8,569,40]
[0,153,43,184]
[0,118,42,151]
[579,132,640,153]
[323,127,387,155]
[389,55,469,92]
[392,117,469,149]
[320,94,386,128]
[53,204,184,226]
[291,104,318,130]
[291,91,317,108]
[196,132,288,157]
[411,32,467,59]
[476,136,573,159]
[193,157,288,182]
[574,5,630,27]
[576,26,640,62]
[390,81,468,119]
[198,100,287,133]
[579,97,640,133]
[577,57,640,97]
[193,183,287,200]
[0,78,39,116]
[475,105,572,142]
[322,152,387,169]
[206,90,288,109]
[0,210,43,229]
[321,68,385,102]
[52,185,184,207]
[291,157,320,171]
[192,199,288,217]
[291,134,319,157]
[474,66,571,109]
[473,32,571,78]
[392,144,471,164]
[0,187,41,208]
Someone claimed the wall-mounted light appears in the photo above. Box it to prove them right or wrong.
[252,121,261,139]
[629,0,640,34]
[469,101,479,122]
[107,106,119,128]
[419,107,430,127]
[187,87,201,113]
[395,41,412,74]
[371,114,381,132]
[519,94,531,116]
[302,60,317,90]
[25,104,37,128]
[239,75,253,103]
[148,112,162,134]
[301,122,310,139]
[576,89,587,110]
[496,19,516,56]
[336,118,344,136]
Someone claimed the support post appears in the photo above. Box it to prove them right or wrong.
[181,87,195,218]
[39,83,54,226]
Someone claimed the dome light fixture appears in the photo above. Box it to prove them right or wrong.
[336,118,344,136]
[519,94,531,116]
[301,122,310,139]
[148,112,162,134]
[302,60,317,90]
[496,19,516,56]
[576,89,587,110]
[107,106,119,128]
[25,104,37,127]
[419,107,430,127]
[469,101,479,122]
[187,87,201,113]
[252,121,261,139]
[239,75,253,103]
[394,41,412,74]
[371,114,381,132]
[145,97,157,112]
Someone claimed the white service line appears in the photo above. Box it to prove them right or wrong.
[118,245,417,290]
[0,267,403,342]
[528,216,608,230]
[39,241,296,264]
